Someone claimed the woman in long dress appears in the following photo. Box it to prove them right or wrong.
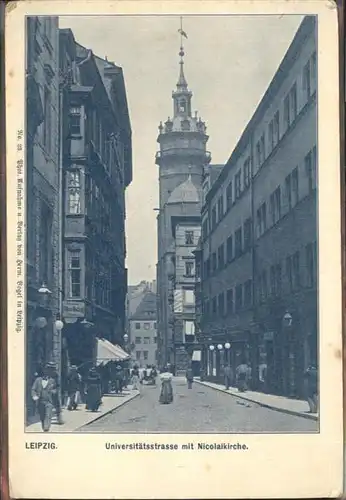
[159,367,173,404]
[85,367,102,412]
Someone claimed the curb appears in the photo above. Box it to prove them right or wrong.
[195,380,318,422]
[77,391,140,430]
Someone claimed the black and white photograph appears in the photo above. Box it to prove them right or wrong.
[24,13,321,434]
[5,1,343,498]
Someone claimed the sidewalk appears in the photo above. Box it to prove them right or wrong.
[196,379,318,421]
[26,389,139,433]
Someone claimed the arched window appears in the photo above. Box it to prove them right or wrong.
[179,100,186,113]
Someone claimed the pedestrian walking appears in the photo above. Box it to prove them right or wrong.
[114,365,124,394]
[48,363,64,424]
[131,365,141,392]
[149,365,158,385]
[186,364,193,389]
[159,367,174,404]
[31,362,59,432]
[236,360,249,392]
[304,364,318,413]
[66,365,81,411]
[85,367,102,412]
[258,361,268,393]
[224,364,232,390]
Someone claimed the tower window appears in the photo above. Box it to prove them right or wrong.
[179,100,186,112]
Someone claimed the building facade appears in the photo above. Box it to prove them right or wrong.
[26,17,61,419]
[156,41,211,371]
[171,221,201,373]
[128,286,158,368]
[199,16,317,398]
[59,30,132,377]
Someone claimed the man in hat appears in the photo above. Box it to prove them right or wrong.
[66,365,82,411]
[47,362,64,424]
[114,365,124,394]
[31,362,59,432]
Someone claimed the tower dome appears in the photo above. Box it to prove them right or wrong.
[167,175,200,204]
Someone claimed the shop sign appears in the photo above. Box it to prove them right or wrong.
[63,301,85,318]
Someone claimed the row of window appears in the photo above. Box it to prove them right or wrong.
[203,217,252,278]
[203,241,317,319]
[202,146,317,277]
[204,279,253,319]
[135,336,157,344]
[203,51,317,238]
[134,322,157,330]
[257,242,317,302]
[256,146,316,238]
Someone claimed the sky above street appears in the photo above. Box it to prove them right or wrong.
[59,14,303,285]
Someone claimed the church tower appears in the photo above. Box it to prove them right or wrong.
[156,21,211,370]
[155,34,210,207]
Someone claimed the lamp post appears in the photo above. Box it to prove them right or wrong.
[37,282,53,368]
[54,317,64,402]
[217,344,223,382]
[282,311,295,396]
[209,344,215,378]
[225,342,231,366]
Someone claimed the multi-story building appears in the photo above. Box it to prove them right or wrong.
[128,285,158,368]
[156,40,211,370]
[200,16,317,398]
[26,16,61,419]
[59,29,132,375]
[171,221,201,373]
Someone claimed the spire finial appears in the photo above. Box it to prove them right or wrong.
[177,16,188,88]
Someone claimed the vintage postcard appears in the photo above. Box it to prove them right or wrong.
[5,0,344,498]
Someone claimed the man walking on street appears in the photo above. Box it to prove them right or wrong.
[186,364,194,389]
[131,365,141,393]
[224,364,232,390]
[31,362,59,432]
[304,364,318,413]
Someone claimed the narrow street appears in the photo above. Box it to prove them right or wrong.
[79,378,318,433]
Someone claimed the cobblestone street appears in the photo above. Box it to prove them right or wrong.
[79,378,318,433]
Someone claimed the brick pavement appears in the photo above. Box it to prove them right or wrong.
[26,389,139,433]
[195,379,318,421]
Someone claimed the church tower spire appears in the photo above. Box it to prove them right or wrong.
[155,16,211,207]
[173,17,192,118]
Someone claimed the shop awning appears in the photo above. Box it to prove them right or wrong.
[96,338,130,365]
[192,350,201,362]
[102,339,129,361]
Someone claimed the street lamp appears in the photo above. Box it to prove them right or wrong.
[123,333,129,343]
[217,344,223,351]
[55,319,64,331]
[283,311,293,327]
[209,345,215,351]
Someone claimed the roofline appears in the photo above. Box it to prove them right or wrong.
[206,15,316,204]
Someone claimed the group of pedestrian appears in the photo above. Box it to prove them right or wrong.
[31,361,127,433]
[141,365,158,385]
